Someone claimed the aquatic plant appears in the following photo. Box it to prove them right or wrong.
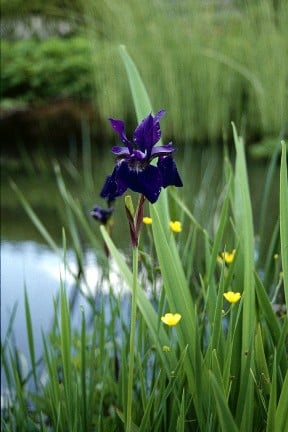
[1,46,287,432]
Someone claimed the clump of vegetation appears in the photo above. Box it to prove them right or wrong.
[1,36,95,104]
[1,47,287,431]
[1,0,82,20]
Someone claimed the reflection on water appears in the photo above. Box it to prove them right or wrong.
[1,242,61,355]
[1,241,130,361]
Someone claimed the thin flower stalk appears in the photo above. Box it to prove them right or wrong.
[126,245,138,432]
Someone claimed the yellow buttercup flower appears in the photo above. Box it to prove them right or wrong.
[143,216,152,225]
[161,313,182,326]
[169,221,182,233]
[218,249,236,265]
[223,291,241,304]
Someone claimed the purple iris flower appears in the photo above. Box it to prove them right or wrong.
[100,110,183,203]
[91,205,114,224]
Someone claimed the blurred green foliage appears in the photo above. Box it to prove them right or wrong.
[1,36,94,102]
[1,0,287,146]
[83,0,288,144]
[1,0,82,19]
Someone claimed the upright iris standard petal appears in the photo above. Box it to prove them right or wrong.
[101,111,183,203]
[133,110,166,155]
[109,118,133,152]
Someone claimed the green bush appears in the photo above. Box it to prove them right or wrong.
[1,36,95,102]
[1,0,82,19]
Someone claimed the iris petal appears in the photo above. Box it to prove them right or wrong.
[91,205,114,224]
[109,118,133,152]
[100,166,128,201]
[117,163,162,203]
[101,111,182,203]
[150,143,175,158]
[133,113,154,154]
[112,146,131,156]
[133,110,166,155]
[157,156,183,188]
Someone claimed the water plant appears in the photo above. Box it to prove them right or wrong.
[1,46,287,432]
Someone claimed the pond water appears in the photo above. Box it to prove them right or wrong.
[1,147,280,371]
[1,241,130,357]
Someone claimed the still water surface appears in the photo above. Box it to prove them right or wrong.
[1,240,130,359]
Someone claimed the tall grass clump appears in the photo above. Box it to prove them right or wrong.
[83,0,287,147]
[1,47,287,431]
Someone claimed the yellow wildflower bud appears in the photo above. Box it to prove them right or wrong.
[223,291,241,304]
[169,221,182,233]
[143,216,152,225]
[218,249,236,265]
[161,313,182,326]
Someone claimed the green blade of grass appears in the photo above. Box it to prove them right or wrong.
[41,332,62,428]
[60,285,73,429]
[207,174,233,286]
[138,371,162,432]
[150,204,206,426]
[80,308,88,432]
[24,287,38,391]
[275,369,288,431]
[11,181,59,255]
[209,266,226,357]
[254,272,280,343]
[176,390,186,432]
[151,347,188,430]
[235,351,254,429]
[233,123,256,354]
[210,372,239,432]
[266,351,277,432]
[119,45,152,123]
[2,302,18,349]
[232,123,257,430]
[254,323,271,394]
[276,317,288,379]
[169,188,209,240]
[279,140,288,303]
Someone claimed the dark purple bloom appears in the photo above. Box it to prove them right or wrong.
[100,110,183,203]
[91,205,114,224]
